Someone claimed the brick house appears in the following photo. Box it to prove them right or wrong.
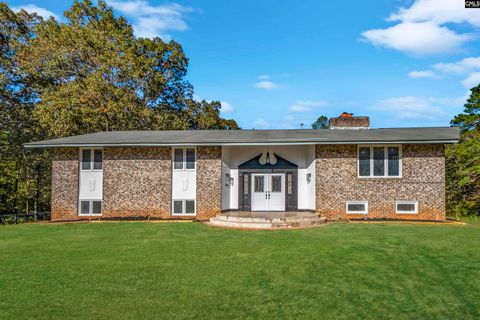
[25,115,459,222]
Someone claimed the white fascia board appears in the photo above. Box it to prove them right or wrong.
[23,139,459,148]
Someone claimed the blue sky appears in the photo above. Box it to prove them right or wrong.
[7,0,480,128]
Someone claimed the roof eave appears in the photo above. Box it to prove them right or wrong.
[23,139,459,148]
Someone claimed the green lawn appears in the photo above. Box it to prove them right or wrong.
[1,222,480,319]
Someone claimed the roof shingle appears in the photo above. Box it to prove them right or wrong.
[23,127,460,148]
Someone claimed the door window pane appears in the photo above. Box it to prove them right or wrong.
[92,201,102,214]
[173,200,183,214]
[185,200,195,214]
[80,200,90,214]
[243,174,249,195]
[254,176,264,192]
[388,147,400,176]
[174,149,184,169]
[93,149,103,170]
[359,147,370,176]
[373,147,385,176]
[271,176,282,192]
[287,173,293,195]
[82,149,91,170]
[186,148,195,169]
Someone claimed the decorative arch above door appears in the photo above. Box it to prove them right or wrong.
[238,153,298,170]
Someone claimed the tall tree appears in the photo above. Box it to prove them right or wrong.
[448,84,480,215]
[312,115,329,129]
[0,4,50,214]
[18,0,237,136]
[0,1,237,215]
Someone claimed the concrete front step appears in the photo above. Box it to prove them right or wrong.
[208,214,327,230]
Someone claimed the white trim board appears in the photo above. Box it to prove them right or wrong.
[25,140,458,148]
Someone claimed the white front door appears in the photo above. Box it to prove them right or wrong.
[268,174,285,211]
[251,174,268,211]
[251,173,285,211]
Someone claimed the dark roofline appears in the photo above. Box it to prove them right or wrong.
[23,139,459,148]
[23,127,460,148]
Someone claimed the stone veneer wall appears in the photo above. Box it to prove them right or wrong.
[51,148,79,221]
[103,147,171,218]
[196,146,222,220]
[316,144,445,221]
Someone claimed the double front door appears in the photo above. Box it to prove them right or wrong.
[251,173,285,211]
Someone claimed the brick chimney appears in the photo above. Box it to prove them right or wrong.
[329,112,370,130]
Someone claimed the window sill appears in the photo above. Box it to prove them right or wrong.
[172,213,196,216]
[78,214,102,217]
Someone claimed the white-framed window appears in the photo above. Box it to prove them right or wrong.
[172,199,196,215]
[80,148,103,171]
[79,200,102,216]
[173,147,196,170]
[358,145,401,178]
[346,201,368,214]
[395,201,418,214]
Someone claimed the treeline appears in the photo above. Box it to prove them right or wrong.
[0,1,237,214]
[447,84,480,216]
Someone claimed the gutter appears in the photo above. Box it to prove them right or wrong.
[23,139,460,148]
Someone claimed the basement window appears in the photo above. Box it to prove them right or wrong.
[396,201,418,214]
[79,200,102,216]
[346,201,368,214]
[172,200,196,215]
[358,146,401,178]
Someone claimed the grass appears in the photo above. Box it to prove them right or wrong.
[1,222,480,319]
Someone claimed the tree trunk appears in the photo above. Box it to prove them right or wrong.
[13,172,18,214]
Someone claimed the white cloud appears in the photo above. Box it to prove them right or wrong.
[289,100,330,112]
[361,0,478,55]
[373,96,465,121]
[12,4,59,20]
[253,118,270,129]
[362,22,471,55]
[257,75,270,80]
[107,1,193,39]
[254,80,279,90]
[410,56,480,88]
[193,95,235,113]
[387,0,480,27]
[461,72,480,88]
[220,101,234,113]
[434,57,480,74]
[408,70,438,78]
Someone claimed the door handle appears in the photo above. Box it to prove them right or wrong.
[265,192,268,199]
[268,191,271,199]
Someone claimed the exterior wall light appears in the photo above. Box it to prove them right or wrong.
[225,173,234,187]
[306,173,312,183]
